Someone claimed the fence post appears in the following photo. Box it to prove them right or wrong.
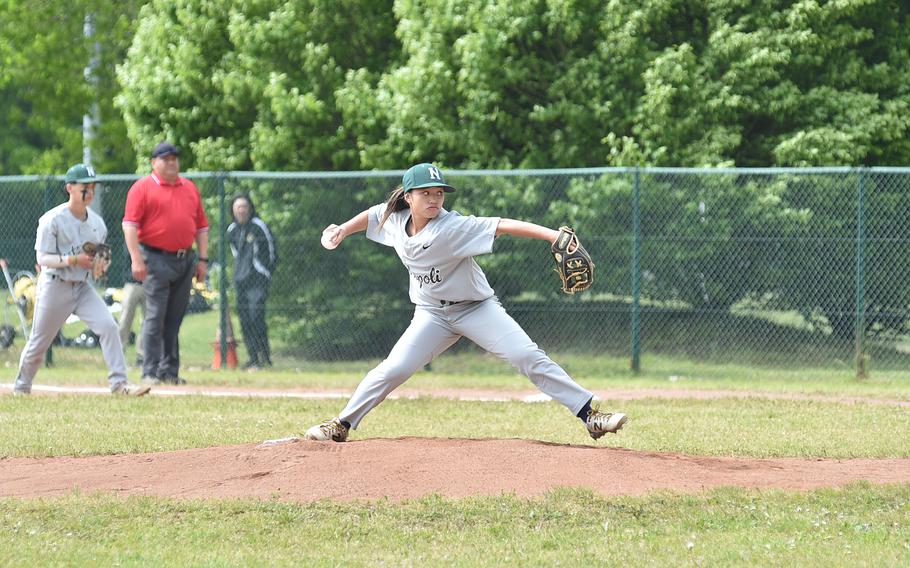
[853,168,868,379]
[630,168,641,373]
[44,177,56,367]
[217,172,228,369]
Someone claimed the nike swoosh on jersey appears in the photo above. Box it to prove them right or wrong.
[422,243,432,249]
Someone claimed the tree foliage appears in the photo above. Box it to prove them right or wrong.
[113,0,910,172]
[0,0,142,175]
[617,0,910,167]
[4,0,906,173]
[116,0,398,171]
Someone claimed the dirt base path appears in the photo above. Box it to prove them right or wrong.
[4,384,909,407]
[2,438,909,502]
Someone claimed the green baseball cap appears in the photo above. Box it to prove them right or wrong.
[402,163,456,193]
[64,163,97,184]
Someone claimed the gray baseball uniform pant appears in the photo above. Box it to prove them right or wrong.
[15,274,127,393]
[339,296,593,429]
[118,282,146,360]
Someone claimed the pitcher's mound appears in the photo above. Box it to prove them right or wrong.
[2,438,909,502]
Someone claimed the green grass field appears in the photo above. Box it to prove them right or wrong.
[2,486,908,567]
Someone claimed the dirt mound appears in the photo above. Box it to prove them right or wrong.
[2,438,909,502]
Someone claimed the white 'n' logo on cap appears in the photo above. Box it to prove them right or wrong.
[86,165,96,177]
[428,166,442,181]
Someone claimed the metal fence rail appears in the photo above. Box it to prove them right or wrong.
[1,167,908,378]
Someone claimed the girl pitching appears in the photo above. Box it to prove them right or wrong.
[305,163,627,441]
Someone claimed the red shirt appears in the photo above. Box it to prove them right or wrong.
[123,173,209,251]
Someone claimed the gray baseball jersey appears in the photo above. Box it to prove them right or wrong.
[36,203,107,282]
[365,204,499,305]
[14,204,127,394]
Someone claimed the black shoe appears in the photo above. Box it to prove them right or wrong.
[160,375,187,385]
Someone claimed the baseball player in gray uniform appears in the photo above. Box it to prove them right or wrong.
[12,164,150,396]
[305,163,626,441]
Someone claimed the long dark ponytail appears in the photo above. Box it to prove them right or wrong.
[377,185,408,230]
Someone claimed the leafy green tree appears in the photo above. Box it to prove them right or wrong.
[616,0,910,167]
[339,0,636,169]
[0,0,142,175]
[338,0,910,170]
[116,0,398,171]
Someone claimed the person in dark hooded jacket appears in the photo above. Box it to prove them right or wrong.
[227,193,277,368]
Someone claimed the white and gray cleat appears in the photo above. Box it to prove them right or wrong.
[586,409,628,439]
[304,418,349,442]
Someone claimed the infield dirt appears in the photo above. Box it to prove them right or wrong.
[3,437,910,502]
[2,387,909,502]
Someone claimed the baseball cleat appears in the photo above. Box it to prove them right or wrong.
[304,418,349,442]
[112,382,151,396]
[585,409,627,439]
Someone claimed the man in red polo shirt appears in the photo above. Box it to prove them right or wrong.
[123,141,209,384]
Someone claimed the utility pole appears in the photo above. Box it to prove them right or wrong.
[83,13,102,213]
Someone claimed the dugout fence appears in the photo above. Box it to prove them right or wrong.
[1,167,909,379]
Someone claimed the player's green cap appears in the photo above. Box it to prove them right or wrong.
[64,163,97,184]
[402,163,456,193]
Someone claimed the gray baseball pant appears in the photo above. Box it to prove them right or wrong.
[15,274,127,393]
[339,296,593,429]
[118,282,145,359]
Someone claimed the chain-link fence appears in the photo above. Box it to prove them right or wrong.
[1,167,909,378]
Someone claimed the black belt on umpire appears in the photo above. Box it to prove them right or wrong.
[141,243,193,258]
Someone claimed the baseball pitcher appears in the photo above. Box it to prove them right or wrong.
[304,163,625,442]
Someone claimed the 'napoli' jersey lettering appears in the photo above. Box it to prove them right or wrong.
[411,267,442,287]
[365,204,501,306]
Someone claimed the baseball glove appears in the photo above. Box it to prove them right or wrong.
[83,242,112,280]
[551,226,595,294]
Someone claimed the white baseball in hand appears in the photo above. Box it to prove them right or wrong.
[321,225,343,250]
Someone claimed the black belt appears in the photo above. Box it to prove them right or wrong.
[439,300,462,306]
[142,243,192,258]
[50,274,84,285]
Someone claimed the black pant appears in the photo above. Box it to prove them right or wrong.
[236,275,271,364]
[141,250,195,378]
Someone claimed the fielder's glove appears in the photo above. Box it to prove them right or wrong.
[83,242,112,280]
[551,226,595,294]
